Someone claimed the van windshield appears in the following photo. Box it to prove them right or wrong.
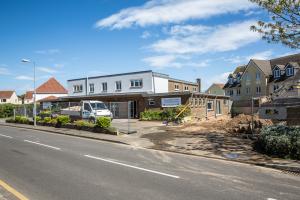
[90,103,107,110]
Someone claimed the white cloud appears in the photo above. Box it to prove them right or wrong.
[95,0,255,29]
[35,49,60,55]
[0,67,10,75]
[166,24,211,36]
[141,31,151,39]
[15,75,33,81]
[143,54,209,68]
[37,67,58,74]
[225,50,273,64]
[246,50,273,60]
[151,20,260,55]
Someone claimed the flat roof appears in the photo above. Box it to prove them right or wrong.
[68,70,169,81]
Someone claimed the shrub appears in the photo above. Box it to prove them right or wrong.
[15,116,29,124]
[34,116,42,122]
[44,117,51,123]
[57,115,70,126]
[5,118,15,123]
[50,118,58,125]
[96,117,111,128]
[140,105,191,121]
[39,110,52,119]
[74,120,94,127]
[254,125,300,160]
[0,104,14,118]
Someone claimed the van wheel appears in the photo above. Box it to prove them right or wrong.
[89,117,96,124]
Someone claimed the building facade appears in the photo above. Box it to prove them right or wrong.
[206,83,225,95]
[0,91,20,104]
[224,53,300,114]
[67,70,200,96]
[24,77,68,104]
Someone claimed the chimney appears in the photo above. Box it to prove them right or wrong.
[196,78,201,93]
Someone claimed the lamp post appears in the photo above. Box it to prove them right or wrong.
[21,59,36,127]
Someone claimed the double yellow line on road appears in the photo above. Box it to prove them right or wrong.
[0,179,29,200]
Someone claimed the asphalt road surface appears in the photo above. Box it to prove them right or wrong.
[0,126,300,200]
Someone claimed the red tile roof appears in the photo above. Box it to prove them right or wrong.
[24,91,34,100]
[38,96,59,102]
[36,77,68,94]
[0,91,14,99]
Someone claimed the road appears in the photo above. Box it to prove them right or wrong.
[0,126,299,200]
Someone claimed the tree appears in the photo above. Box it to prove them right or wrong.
[250,0,300,49]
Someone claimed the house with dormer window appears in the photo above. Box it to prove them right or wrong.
[224,53,300,114]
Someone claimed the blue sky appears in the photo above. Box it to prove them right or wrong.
[0,0,298,94]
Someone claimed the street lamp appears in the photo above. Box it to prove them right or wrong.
[21,59,37,127]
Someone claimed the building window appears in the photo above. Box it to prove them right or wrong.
[193,87,197,92]
[246,87,250,94]
[236,89,241,96]
[245,74,251,85]
[102,82,107,92]
[229,90,234,96]
[286,67,294,76]
[273,84,279,92]
[115,81,122,91]
[256,86,261,94]
[256,72,261,82]
[207,100,214,110]
[174,84,179,91]
[148,99,155,106]
[89,83,94,93]
[229,78,233,84]
[130,79,143,88]
[184,86,189,91]
[273,68,281,78]
[73,85,83,93]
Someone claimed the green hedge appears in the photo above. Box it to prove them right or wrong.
[254,125,300,160]
[96,117,111,128]
[57,115,70,126]
[0,104,14,118]
[140,105,191,121]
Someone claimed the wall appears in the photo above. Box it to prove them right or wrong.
[153,76,169,93]
[168,80,198,93]
[240,61,268,100]
[35,93,68,101]
[206,85,225,95]
[68,71,160,96]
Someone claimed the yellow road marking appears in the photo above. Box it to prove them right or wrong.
[0,179,29,200]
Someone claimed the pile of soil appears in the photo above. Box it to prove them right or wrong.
[224,114,273,134]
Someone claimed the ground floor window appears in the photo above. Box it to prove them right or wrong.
[207,100,214,110]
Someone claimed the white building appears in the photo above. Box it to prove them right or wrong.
[67,70,198,96]
[24,77,68,104]
[0,91,20,104]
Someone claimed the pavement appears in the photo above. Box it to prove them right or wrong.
[0,125,300,200]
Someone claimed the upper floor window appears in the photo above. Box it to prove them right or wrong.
[89,83,94,93]
[273,68,281,78]
[193,87,197,92]
[73,85,83,93]
[184,86,189,91]
[245,74,251,85]
[130,79,143,88]
[273,84,279,92]
[174,84,179,91]
[256,72,261,81]
[229,90,234,96]
[256,86,261,94]
[102,82,107,92]
[236,89,241,96]
[246,87,250,94]
[286,67,294,76]
[115,81,122,91]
